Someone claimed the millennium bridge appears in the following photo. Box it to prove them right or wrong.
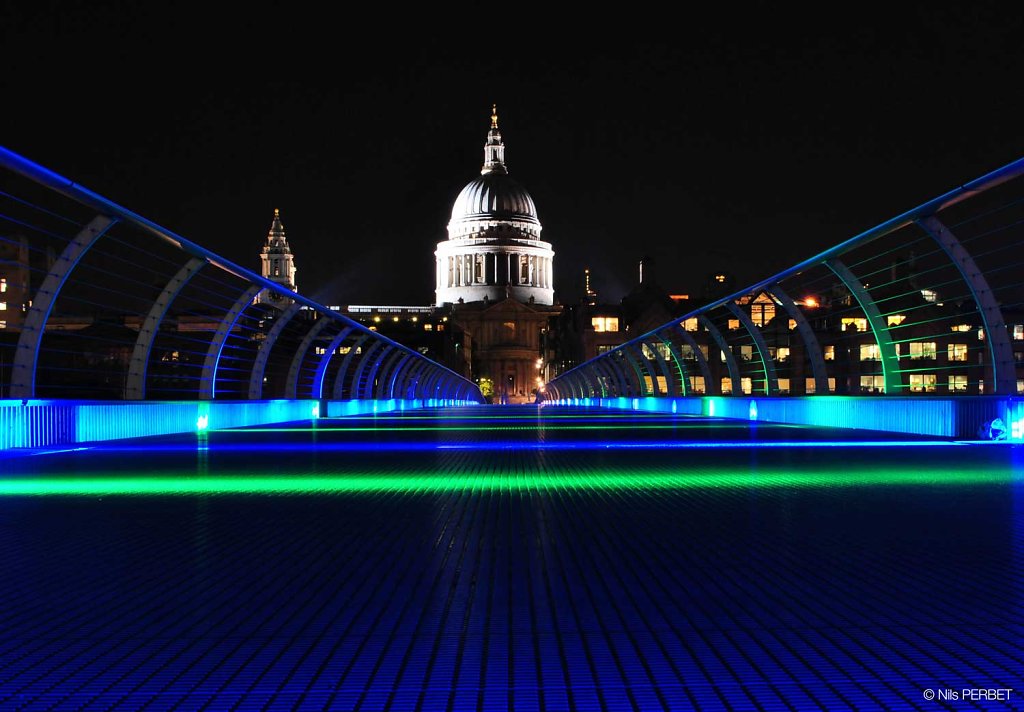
[1,146,1023,710]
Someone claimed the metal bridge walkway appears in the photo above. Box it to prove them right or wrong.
[0,406,1020,711]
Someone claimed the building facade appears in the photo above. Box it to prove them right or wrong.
[439,108,561,403]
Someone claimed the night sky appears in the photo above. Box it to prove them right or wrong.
[4,4,1023,307]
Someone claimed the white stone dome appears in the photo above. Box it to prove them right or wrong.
[449,173,540,228]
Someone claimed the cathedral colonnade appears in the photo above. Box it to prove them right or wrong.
[435,245,554,304]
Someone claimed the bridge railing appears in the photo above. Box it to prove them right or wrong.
[0,145,482,408]
[546,155,1024,421]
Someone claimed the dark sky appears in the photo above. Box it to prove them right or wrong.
[4,3,1024,306]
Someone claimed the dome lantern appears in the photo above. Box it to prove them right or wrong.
[482,103,507,175]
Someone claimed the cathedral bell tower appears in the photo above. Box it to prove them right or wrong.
[258,208,298,305]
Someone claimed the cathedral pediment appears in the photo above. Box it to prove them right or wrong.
[483,297,538,314]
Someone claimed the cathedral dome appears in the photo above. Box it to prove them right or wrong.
[435,106,554,308]
[450,173,540,226]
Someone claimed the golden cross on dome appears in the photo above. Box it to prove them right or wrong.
[274,208,280,217]
[491,104,498,129]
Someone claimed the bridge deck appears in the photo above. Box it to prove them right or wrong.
[0,406,1020,711]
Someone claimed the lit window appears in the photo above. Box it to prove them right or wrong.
[643,375,654,394]
[828,378,836,392]
[339,346,351,355]
[0,301,6,311]
[739,344,753,361]
[740,377,752,394]
[775,347,790,362]
[1018,379,1024,395]
[424,323,433,331]
[721,377,733,394]
[823,345,835,361]
[727,319,740,330]
[949,375,969,392]
[948,343,968,362]
[715,274,726,283]
[908,342,937,360]
[1014,325,1024,341]
[654,343,671,360]
[393,316,399,322]
[720,350,727,363]
[369,326,377,331]
[597,344,614,354]
[750,294,776,326]
[655,376,668,393]
[841,317,868,332]
[0,278,6,292]
[788,319,797,330]
[681,317,699,332]
[777,378,790,394]
[437,324,445,332]
[909,374,937,393]
[373,316,381,323]
[859,344,881,361]
[860,375,885,393]
[689,376,705,394]
[591,317,619,332]
[887,314,905,326]
[315,346,326,355]
[805,377,816,394]
[920,289,938,303]
[951,323,971,332]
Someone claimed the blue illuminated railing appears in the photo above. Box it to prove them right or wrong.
[0,144,483,443]
[545,156,1024,438]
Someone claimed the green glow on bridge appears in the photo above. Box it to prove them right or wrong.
[0,464,1012,496]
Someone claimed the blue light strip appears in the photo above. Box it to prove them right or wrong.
[0,398,479,450]
[4,440,969,459]
[548,395,1022,440]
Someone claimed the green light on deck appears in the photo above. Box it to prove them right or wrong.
[0,466,1013,496]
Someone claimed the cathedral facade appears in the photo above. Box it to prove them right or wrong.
[266,108,563,404]
[436,107,561,403]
